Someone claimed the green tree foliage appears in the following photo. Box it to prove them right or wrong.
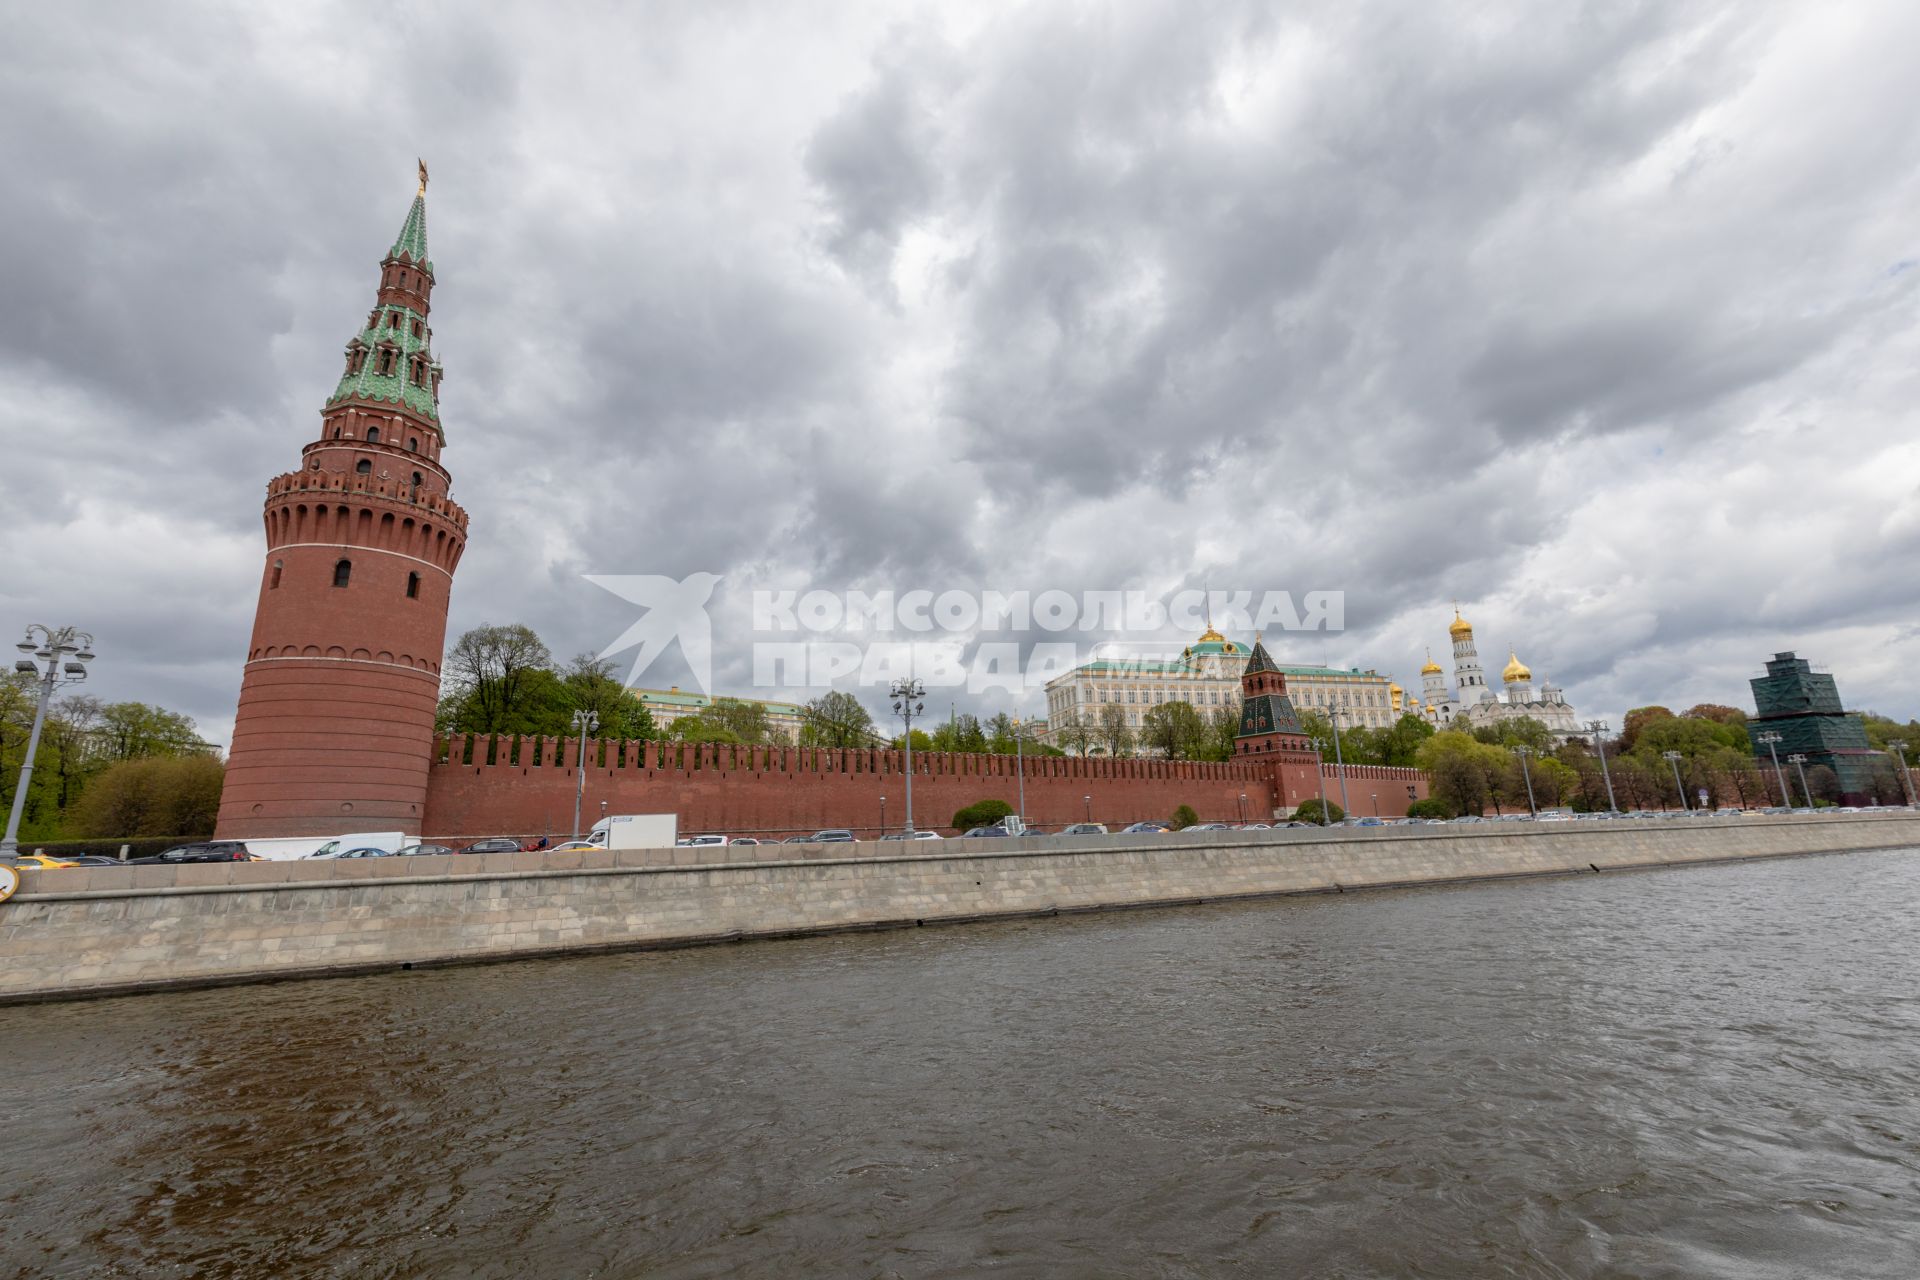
[1139,701,1206,759]
[441,624,553,732]
[1097,704,1131,757]
[1406,797,1452,819]
[1415,730,1509,817]
[1859,712,1920,753]
[799,691,875,747]
[70,755,225,839]
[953,798,1014,831]
[1197,706,1239,762]
[685,696,769,744]
[1292,797,1344,823]
[562,654,658,741]
[1619,706,1674,753]
[890,728,933,752]
[1380,714,1437,767]
[929,714,988,753]
[1054,709,1097,757]
[1684,703,1748,727]
[1169,803,1199,830]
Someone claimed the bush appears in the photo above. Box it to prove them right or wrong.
[1291,798,1345,824]
[1169,804,1199,830]
[70,756,225,839]
[1406,797,1453,820]
[952,798,1015,831]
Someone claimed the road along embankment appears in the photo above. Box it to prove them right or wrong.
[4,814,1917,1004]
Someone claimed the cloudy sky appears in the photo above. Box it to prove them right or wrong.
[3,0,1917,745]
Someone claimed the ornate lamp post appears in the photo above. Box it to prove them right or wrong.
[1515,745,1538,818]
[1586,719,1618,813]
[2,625,94,855]
[879,794,887,837]
[1788,753,1813,808]
[1012,716,1027,826]
[1309,736,1330,827]
[1756,731,1789,807]
[1662,750,1688,812]
[1328,708,1353,821]
[1238,792,1247,824]
[890,678,926,834]
[570,708,599,840]
[1083,794,1091,823]
[1889,740,1916,807]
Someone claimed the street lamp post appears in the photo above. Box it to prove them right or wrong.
[1662,751,1688,812]
[1309,737,1330,827]
[1329,709,1352,821]
[879,794,886,837]
[1083,794,1091,823]
[1586,719,1618,813]
[1238,792,1247,824]
[1889,740,1916,807]
[1515,745,1538,818]
[2,625,93,856]
[1756,731,1789,807]
[570,708,599,840]
[1370,792,1378,817]
[1788,753,1813,808]
[1013,717,1027,826]
[891,678,926,834]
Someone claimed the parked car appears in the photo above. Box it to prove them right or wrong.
[1120,822,1168,834]
[458,837,524,854]
[781,834,816,844]
[1,854,79,870]
[810,830,856,843]
[1187,823,1233,831]
[130,841,255,864]
[963,826,1012,837]
[1059,822,1108,836]
[682,834,731,848]
[395,843,457,857]
[727,837,761,847]
[332,846,393,859]
[1237,823,1272,830]
[877,830,944,841]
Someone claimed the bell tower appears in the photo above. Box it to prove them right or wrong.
[216,166,468,839]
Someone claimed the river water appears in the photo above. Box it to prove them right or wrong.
[5,850,1919,1278]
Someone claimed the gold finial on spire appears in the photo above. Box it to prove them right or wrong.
[417,158,429,196]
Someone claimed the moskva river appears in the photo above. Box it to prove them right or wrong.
[6,849,1919,1278]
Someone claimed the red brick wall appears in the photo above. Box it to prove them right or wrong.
[420,736,1371,842]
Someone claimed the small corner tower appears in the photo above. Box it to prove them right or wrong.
[216,166,468,838]
[1233,637,1311,757]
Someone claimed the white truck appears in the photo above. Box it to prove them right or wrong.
[241,831,407,862]
[585,813,679,851]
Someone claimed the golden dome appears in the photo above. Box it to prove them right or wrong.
[1448,609,1473,639]
[1502,650,1532,683]
[1197,625,1226,644]
[1389,682,1403,695]
[1420,647,1443,675]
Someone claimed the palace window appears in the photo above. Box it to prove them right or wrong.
[333,559,352,588]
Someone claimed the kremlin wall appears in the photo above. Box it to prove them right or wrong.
[420,736,1428,841]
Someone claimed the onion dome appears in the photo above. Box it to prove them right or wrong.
[1449,609,1473,639]
[1420,647,1443,675]
[1502,650,1532,683]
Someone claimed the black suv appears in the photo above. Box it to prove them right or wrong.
[459,837,524,854]
[127,841,254,864]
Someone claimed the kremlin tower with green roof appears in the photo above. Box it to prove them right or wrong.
[217,166,468,840]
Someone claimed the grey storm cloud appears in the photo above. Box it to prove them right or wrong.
[1,0,1917,744]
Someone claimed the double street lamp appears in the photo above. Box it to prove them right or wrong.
[570,708,598,840]
[1515,745,1538,818]
[1787,753,1813,808]
[1328,708,1353,821]
[1756,731,1790,807]
[1586,719,1618,813]
[2,625,95,855]
[1308,736,1331,827]
[1889,740,1916,808]
[1012,716,1028,827]
[1661,750,1689,812]
[891,678,926,835]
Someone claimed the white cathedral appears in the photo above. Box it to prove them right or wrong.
[1418,609,1584,741]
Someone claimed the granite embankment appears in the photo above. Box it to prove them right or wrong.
[4,814,1917,1004]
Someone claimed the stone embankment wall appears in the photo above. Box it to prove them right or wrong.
[419,734,1429,839]
[4,814,1915,1005]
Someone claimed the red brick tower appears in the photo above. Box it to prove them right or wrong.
[216,167,468,839]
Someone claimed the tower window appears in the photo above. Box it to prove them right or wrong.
[407,572,421,599]
[412,319,424,338]
[355,459,372,474]
[332,426,342,439]
[333,559,352,588]
[411,471,423,487]
[270,560,283,589]
[408,436,418,451]
[366,426,380,444]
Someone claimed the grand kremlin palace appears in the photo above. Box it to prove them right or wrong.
[1041,627,1404,750]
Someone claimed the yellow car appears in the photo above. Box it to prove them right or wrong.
[3,854,78,870]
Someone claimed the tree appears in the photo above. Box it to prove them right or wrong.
[1055,709,1097,757]
[1197,706,1239,762]
[1620,706,1675,753]
[1380,714,1436,767]
[799,691,875,747]
[691,696,770,744]
[670,717,741,744]
[1139,701,1205,759]
[891,729,933,752]
[1415,731,1506,817]
[985,712,1018,755]
[90,701,204,761]
[1292,798,1344,823]
[1407,797,1452,819]
[953,798,1014,831]
[561,654,658,742]
[1168,804,1199,830]
[70,756,225,839]
[1684,704,1748,727]
[442,624,553,732]
[1098,704,1131,757]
